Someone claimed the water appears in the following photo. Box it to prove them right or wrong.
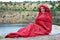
[0,24,27,35]
[50,25,60,35]
[0,24,60,35]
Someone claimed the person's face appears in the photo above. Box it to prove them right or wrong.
[40,7,45,12]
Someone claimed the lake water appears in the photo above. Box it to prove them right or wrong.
[0,24,27,35]
[0,24,60,35]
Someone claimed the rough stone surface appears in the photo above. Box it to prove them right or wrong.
[0,34,60,40]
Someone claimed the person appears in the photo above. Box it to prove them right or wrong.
[5,4,52,38]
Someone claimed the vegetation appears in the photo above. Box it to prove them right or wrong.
[0,1,60,25]
[0,1,60,12]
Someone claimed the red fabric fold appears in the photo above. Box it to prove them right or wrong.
[5,4,52,38]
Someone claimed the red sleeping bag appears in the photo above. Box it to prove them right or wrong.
[5,4,52,38]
